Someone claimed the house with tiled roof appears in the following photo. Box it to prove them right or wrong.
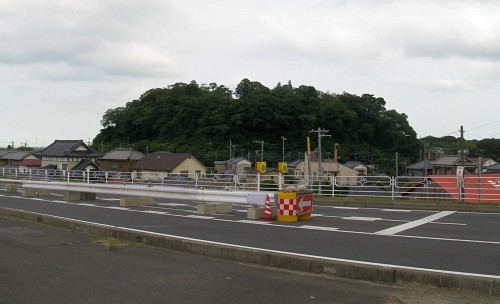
[484,163,500,174]
[431,156,476,175]
[0,151,32,168]
[406,160,434,177]
[215,157,252,174]
[130,152,206,180]
[97,148,144,172]
[35,140,102,170]
[18,154,42,172]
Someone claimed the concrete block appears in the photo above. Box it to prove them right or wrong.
[197,203,217,215]
[323,261,395,283]
[22,189,38,197]
[120,197,154,207]
[63,191,96,201]
[36,189,51,197]
[6,186,18,193]
[394,268,441,287]
[247,207,265,220]
[439,274,494,296]
[492,279,500,297]
[215,203,232,213]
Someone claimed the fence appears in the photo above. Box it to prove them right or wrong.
[1,168,499,203]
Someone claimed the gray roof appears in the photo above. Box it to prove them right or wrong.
[484,163,500,173]
[407,161,434,170]
[226,157,250,164]
[101,148,144,161]
[131,152,202,171]
[36,140,102,158]
[0,149,16,157]
[433,156,475,166]
[72,159,100,171]
[0,151,31,161]
[343,161,366,169]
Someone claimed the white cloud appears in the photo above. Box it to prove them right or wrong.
[1,0,500,147]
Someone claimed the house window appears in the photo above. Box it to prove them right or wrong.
[180,170,188,177]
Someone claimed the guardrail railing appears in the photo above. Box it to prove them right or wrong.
[1,168,499,203]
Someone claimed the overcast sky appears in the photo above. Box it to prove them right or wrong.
[1,0,499,148]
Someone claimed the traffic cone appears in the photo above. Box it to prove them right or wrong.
[264,195,272,220]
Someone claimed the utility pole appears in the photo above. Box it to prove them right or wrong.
[253,140,264,161]
[460,125,465,167]
[229,140,238,159]
[309,128,331,177]
[395,152,399,177]
[281,136,287,162]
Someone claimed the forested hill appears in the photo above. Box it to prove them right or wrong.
[93,79,420,169]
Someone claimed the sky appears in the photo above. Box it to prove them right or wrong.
[1,0,499,148]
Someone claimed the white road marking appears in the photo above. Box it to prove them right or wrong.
[140,210,170,215]
[376,211,456,235]
[185,215,214,220]
[12,212,499,280]
[237,220,272,225]
[382,209,412,212]
[300,225,338,232]
[332,206,359,210]
[0,196,490,244]
[343,216,381,221]
[105,207,130,211]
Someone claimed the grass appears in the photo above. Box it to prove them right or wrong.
[93,237,124,251]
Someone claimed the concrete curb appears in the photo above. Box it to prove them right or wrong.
[1,207,498,297]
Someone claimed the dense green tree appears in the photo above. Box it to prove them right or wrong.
[93,79,423,173]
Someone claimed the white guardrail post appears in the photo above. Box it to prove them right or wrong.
[391,176,396,201]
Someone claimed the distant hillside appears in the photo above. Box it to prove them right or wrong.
[92,79,427,173]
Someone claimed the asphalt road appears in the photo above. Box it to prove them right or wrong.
[1,189,500,279]
[1,215,497,304]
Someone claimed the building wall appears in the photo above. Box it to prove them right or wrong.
[41,157,97,170]
[171,158,207,176]
[98,160,137,172]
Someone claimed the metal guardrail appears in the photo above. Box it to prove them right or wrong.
[1,168,499,203]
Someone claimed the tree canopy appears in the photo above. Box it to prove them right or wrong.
[92,79,427,174]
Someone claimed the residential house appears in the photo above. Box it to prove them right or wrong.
[484,163,500,174]
[343,161,369,176]
[468,157,498,173]
[293,159,359,186]
[0,148,17,167]
[18,154,42,172]
[97,148,144,172]
[0,151,32,168]
[35,140,102,170]
[406,160,434,177]
[431,156,476,175]
[131,152,206,180]
[215,157,252,174]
